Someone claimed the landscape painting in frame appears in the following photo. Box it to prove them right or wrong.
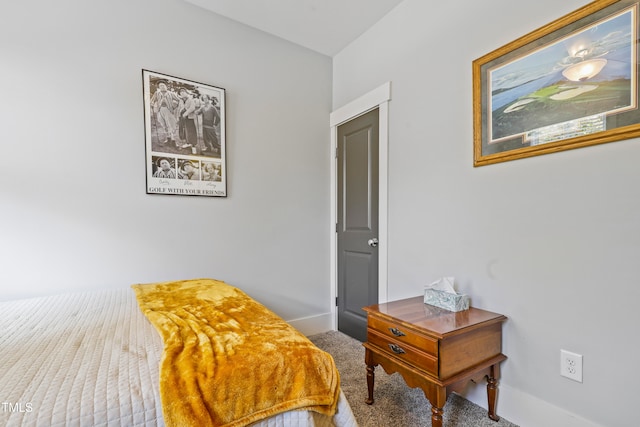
[143,70,226,196]
[473,0,640,166]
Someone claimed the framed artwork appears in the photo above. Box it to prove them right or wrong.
[142,70,226,196]
[473,0,640,166]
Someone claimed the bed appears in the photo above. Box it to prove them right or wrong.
[0,279,357,427]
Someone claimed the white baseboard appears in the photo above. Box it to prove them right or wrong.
[459,383,602,427]
[287,312,333,336]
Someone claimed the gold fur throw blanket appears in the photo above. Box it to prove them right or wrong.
[131,278,340,427]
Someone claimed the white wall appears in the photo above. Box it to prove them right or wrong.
[0,0,333,325]
[334,1,640,426]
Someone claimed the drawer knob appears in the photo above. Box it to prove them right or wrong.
[388,343,406,355]
[389,327,406,337]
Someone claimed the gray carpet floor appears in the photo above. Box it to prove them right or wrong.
[309,330,519,427]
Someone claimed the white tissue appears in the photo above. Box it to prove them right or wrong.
[423,276,470,311]
[425,276,456,294]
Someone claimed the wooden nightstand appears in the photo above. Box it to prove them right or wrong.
[363,296,507,427]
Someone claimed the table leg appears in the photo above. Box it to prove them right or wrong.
[426,385,447,427]
[365,363,375,405]
[430,406,444,427]
[487,363,500,421]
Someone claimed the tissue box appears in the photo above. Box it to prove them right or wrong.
[424,289,470,312]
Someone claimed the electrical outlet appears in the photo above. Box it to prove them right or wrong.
[560,350,583,382]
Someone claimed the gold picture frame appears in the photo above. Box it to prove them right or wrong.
[473,0,640,166]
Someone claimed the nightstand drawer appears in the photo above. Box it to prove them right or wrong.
[368,316,438,356]
[368,329,438,376]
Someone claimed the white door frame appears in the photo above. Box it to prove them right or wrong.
[329,82,391,330]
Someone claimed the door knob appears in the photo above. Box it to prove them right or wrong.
[368,238,379,247]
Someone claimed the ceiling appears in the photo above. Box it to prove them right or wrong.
[183,0,405,57]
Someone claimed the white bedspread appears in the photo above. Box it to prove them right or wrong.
[0,288,357,427]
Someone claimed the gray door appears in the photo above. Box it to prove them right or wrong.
[337,108,379,342]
